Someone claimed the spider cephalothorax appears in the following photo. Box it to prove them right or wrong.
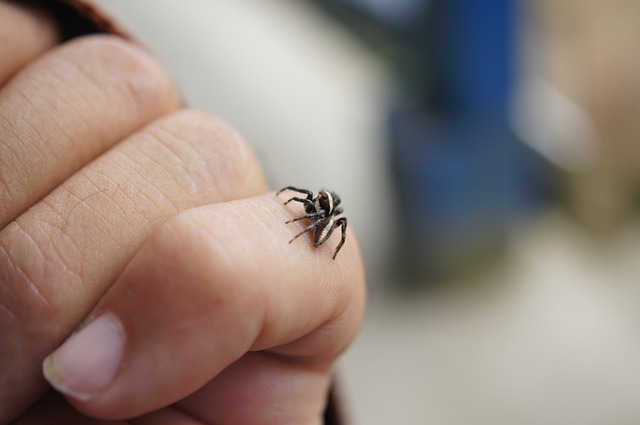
[276,186,348,259]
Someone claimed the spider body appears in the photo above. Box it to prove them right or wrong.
[277,186,348,259]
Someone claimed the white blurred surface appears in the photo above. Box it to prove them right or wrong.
[92,2,640,424]
[341,212,640,425]
[93,0,394,276]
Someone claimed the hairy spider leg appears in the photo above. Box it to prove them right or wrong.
[330,217,348,259]
[285,211,323,224]
[283,196,317,216]
[277,186,314,200]
[289,218,327,244]
[283,196,314,207]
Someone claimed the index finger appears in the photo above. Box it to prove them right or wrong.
[43,193,366,422]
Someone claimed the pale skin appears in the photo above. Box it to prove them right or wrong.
[0,2,366,424]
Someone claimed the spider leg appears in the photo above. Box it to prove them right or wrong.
[283,196,314,210]
[276,186,313,200]
[331,217,348,260]
[285,211,322,224]
[289,219,324,244]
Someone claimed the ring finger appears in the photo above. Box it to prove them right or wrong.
[0,0,60,85]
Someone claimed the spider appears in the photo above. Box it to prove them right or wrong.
[276,186,348,259]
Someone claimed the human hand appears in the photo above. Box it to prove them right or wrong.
[0,2,365,423]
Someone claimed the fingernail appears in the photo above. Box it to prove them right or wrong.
[43,313,125,401]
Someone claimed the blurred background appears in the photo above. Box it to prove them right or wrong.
[94,1,640,423]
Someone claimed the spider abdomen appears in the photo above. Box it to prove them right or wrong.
[314,218,334,247]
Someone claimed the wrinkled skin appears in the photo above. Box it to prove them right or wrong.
[0,2,365,424]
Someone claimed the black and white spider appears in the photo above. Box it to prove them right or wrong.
[276,186,347,259]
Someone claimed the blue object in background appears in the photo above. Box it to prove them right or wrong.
[426,0,514,115]
[307,0,552,279]
[387,0,542,278]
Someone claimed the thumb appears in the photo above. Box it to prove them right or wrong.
[43,194,365,422]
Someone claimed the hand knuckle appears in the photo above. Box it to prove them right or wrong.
[147,110,263,199]
[64,35,176,117]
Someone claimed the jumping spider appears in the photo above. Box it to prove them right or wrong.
[277,186,347,259]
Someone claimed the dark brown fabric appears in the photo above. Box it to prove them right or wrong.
[325,378,345,425]
[29,0,128,40]
[9,0,345,423]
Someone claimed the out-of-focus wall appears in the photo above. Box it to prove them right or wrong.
[525,0,640,233]
[93,0,395,280]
